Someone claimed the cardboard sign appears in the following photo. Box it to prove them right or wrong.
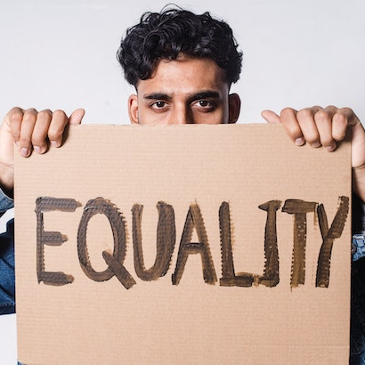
[15,124,351,364]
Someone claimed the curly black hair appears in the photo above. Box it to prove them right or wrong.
[117,7,242,88]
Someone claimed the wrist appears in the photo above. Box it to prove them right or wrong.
[353,165,365,203]
[0,164,14,198]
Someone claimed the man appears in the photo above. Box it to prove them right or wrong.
[1,7,365,364]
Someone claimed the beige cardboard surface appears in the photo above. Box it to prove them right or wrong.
[15,124,351,365]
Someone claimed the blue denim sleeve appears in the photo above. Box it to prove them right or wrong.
[0,187,15,315]
[0,187,13,215]
[350,194,365,364]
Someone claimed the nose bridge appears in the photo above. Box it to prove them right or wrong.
[169,103,193,124]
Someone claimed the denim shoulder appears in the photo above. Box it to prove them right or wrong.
[352,194,365,261]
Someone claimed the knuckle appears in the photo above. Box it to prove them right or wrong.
[52,109,67,120]
[333,131,346,142]
[19,136,31,146]
[337,107,355,123]
[333,112,347,124]
[320,136,333,146]
[12,130,21,140]
[8,106,23,115]
[22,108,38,123]
[280,107,295,119]
[306,136,319,145]
[8,110,23,123]
[340,106,353,114]
[37,109,52,123]
[25,108,38,115]
[313,109,329,123]
[296,108,313,120]
[48,129,62,141]
[31,136,44,146]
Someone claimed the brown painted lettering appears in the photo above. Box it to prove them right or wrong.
[258,200,281,287]
[35,197,79,285]
[219,201,281,288]
[282,199,317,288]
[35,195,350,289]
[316,196,349,287]
[172,203,217,285]
[132,201,176,281]
[77,197,135,289]
[219,201,255,287]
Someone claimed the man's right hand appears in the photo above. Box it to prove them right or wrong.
[0,107,85,193]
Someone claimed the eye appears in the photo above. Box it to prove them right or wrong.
[151,101,167,109]
[193,99,216,111]
[198,100,211,107]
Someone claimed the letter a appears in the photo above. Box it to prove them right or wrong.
[172,203,217,285]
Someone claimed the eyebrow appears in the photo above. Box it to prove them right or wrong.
[188,91,221,103]
[143,93,172,101]
[143,90,221,102]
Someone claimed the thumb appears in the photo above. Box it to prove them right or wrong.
[261,109,281,124]
[69,108,85,125]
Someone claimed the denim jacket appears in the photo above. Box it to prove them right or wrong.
[353,194,365,261]
[0,188,15,315]
[348,194,365,364]
[0,188,13,214]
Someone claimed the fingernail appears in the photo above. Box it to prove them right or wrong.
[311,142,322,148]
[325,144,336,152]
[295,137,305,146]
[33,146,41,154]
[50,141,59,148]
[20,148,29,157]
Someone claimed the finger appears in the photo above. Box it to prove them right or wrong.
[333,108,365,169]
[313,106,337,151]
[332,107,358,141]
[32,109,53,154]
[261,110,281,124]
[279,107,306,146]
[347,108,362,127]
[17,108,38,157]
[296,107,323,147]
[7,107,25,144]
[69,108,85,125]
[48,110,69,148]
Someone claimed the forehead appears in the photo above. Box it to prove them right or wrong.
[136,56,228,95]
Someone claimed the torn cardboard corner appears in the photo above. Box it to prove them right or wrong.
[15,124,352,365]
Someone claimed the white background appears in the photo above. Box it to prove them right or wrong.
[1,0,364,363]
[1,0,365,124]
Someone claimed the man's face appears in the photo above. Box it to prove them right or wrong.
[128,55,241,125]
